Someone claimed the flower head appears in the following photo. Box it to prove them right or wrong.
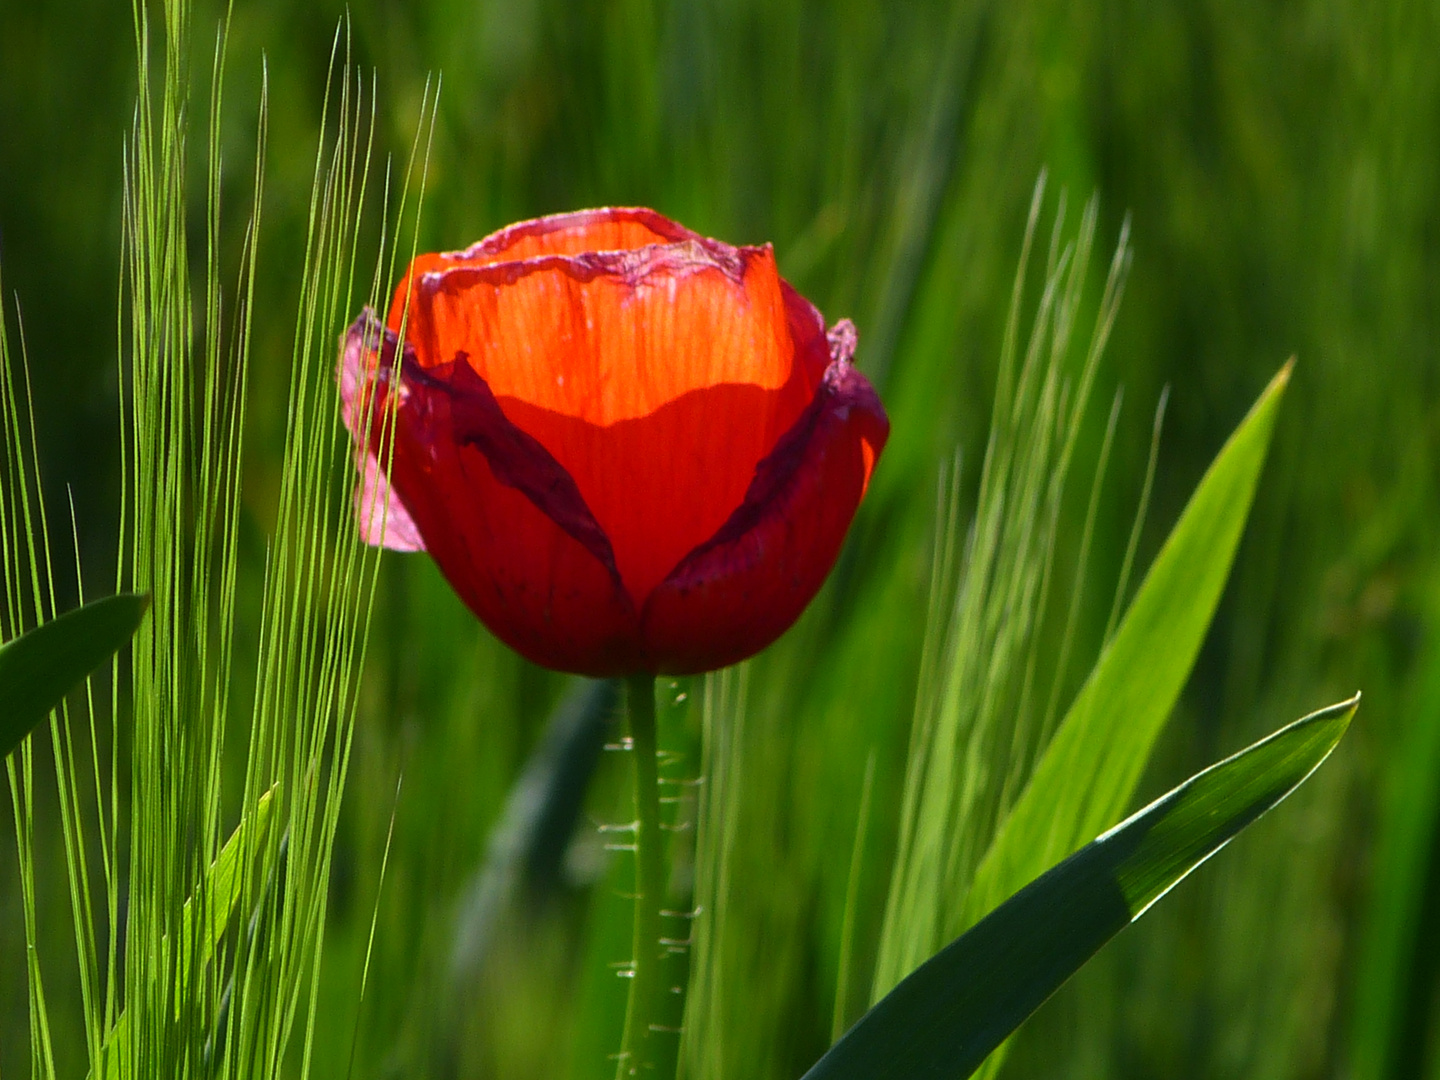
[339,208,888,675]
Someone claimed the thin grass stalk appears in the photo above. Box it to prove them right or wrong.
[1104,385,1168,646]
[214,35,436,1080]
[872,196,1057,993]
[107,2,420,1075]
[60,493,109,1067]
[1041,387,1123,739]
[832,750,877,1042]
[873,186,1132,1000]
[15,349,119,1073]
[680,665,749,1080]
[0,288,61,1080]
[121,0,234,1062]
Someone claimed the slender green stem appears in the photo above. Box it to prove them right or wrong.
[619,673,667,1078]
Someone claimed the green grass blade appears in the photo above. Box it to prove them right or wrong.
[92,786,275,1078]
[1349,630,1440,1080]
[803,694,1357,1080]
[0,593,148,760]
[961,360,1293,931]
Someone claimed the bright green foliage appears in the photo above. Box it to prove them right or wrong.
[805,695,1356,1080]
[951,360,1287,1078]
[113,0,267,1062]
[106,5,434,1073]
[841,202,1288,1080]
[92,787,275,1077]
[872,184,1132,1001]
[0,594,148,760]
[963,361,1291,928]
[0,1,432,1076]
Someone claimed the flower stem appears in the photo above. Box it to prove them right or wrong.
[619,673,670,1078]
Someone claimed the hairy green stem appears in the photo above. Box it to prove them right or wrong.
[619,673,668,1078]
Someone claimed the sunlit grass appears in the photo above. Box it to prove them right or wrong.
[0,0,437,1074]
[874,184,1132,999]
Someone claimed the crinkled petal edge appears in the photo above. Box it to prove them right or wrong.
[337,314,426,552]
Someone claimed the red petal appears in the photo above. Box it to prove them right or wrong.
[779,277,835,387]
[641,320,888,673]
[393,225,820,607]
[352,314,645,675]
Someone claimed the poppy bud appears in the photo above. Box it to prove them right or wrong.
[339,208,888,676]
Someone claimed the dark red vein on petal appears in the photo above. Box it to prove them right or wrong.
[391,337,628,598]
[653,344,888,595]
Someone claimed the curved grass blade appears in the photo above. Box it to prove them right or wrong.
[804,694,1358,1080]
[0,592,149,760]
[93,786,276,1078]
[962,362,1293,935]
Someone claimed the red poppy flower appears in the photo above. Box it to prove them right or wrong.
[339,207,888,676]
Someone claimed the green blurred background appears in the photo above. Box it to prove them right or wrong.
[2,0,1439,1077]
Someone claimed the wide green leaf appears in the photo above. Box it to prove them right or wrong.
[93,787,276,1077]
[803,694,1358,1080]
[0,593,149,760]
[961,362,1292,933]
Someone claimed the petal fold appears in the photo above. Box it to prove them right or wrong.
[346,312,644,675]
[642,320,888,673]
